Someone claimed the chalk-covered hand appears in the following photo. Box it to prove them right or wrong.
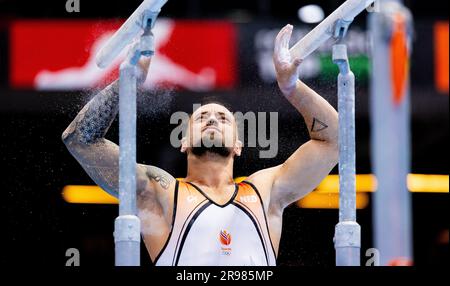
[273,24,302,97]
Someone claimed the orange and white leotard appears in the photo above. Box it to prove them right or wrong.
[154,180,277,266]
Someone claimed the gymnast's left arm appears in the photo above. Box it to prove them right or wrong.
[269,24,339,210]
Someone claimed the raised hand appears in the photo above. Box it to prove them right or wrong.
[273,24,302,97]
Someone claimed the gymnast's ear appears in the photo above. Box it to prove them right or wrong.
[234,139,243,157]
[180,137,188,153]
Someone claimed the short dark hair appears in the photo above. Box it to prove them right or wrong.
[196,96,234,114]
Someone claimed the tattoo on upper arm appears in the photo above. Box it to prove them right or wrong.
[146,167,174,190]
[311,117,328,132]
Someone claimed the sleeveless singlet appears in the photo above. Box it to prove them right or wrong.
[154,180,277,266]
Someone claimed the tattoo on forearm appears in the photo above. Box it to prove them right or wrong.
[62,80,120,144]
[311,117,328,132]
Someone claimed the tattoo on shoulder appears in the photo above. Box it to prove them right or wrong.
[146,167,174,190]
[311,117,328,132]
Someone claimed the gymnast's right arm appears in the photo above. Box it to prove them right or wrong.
[61,58,175,200]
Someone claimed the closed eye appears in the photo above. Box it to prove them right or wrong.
[195,112,209,121]
[218,112,231,123]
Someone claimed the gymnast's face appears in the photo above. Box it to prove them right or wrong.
[181,103,242,158]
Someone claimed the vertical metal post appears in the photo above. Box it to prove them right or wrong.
[333,44,361,266]
[93,1,164,267]
[113,23,154,267]
[115,54,141,266]
[369,0,413,265]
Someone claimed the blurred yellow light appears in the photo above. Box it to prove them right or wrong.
[407,174,449,193]
[62,185,118,204]
[315,174,376,193]
[297,193,369,209]
[62,174,448,205]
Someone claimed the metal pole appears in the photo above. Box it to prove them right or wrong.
[93,0,165,267]
[369,0,413,266]
[283,0,377,267]
[115,51,141,266]
[114,22,155,267]
[333,44,361,266]
[290,0,375,60]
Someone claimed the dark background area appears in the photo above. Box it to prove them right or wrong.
[0,0,448,20]
[0,0,448,267]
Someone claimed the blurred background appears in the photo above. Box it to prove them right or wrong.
[0,0,448,266]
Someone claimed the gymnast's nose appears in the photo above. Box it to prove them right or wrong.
[206,116,219,127]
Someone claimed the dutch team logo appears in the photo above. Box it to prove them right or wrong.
[219,230,232,256]
[219,230,232,246]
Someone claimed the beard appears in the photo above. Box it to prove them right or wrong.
[190,142,232,158]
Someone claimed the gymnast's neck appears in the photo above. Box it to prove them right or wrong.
[185,152,235,189]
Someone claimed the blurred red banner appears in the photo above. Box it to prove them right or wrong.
[10,19,237,91]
